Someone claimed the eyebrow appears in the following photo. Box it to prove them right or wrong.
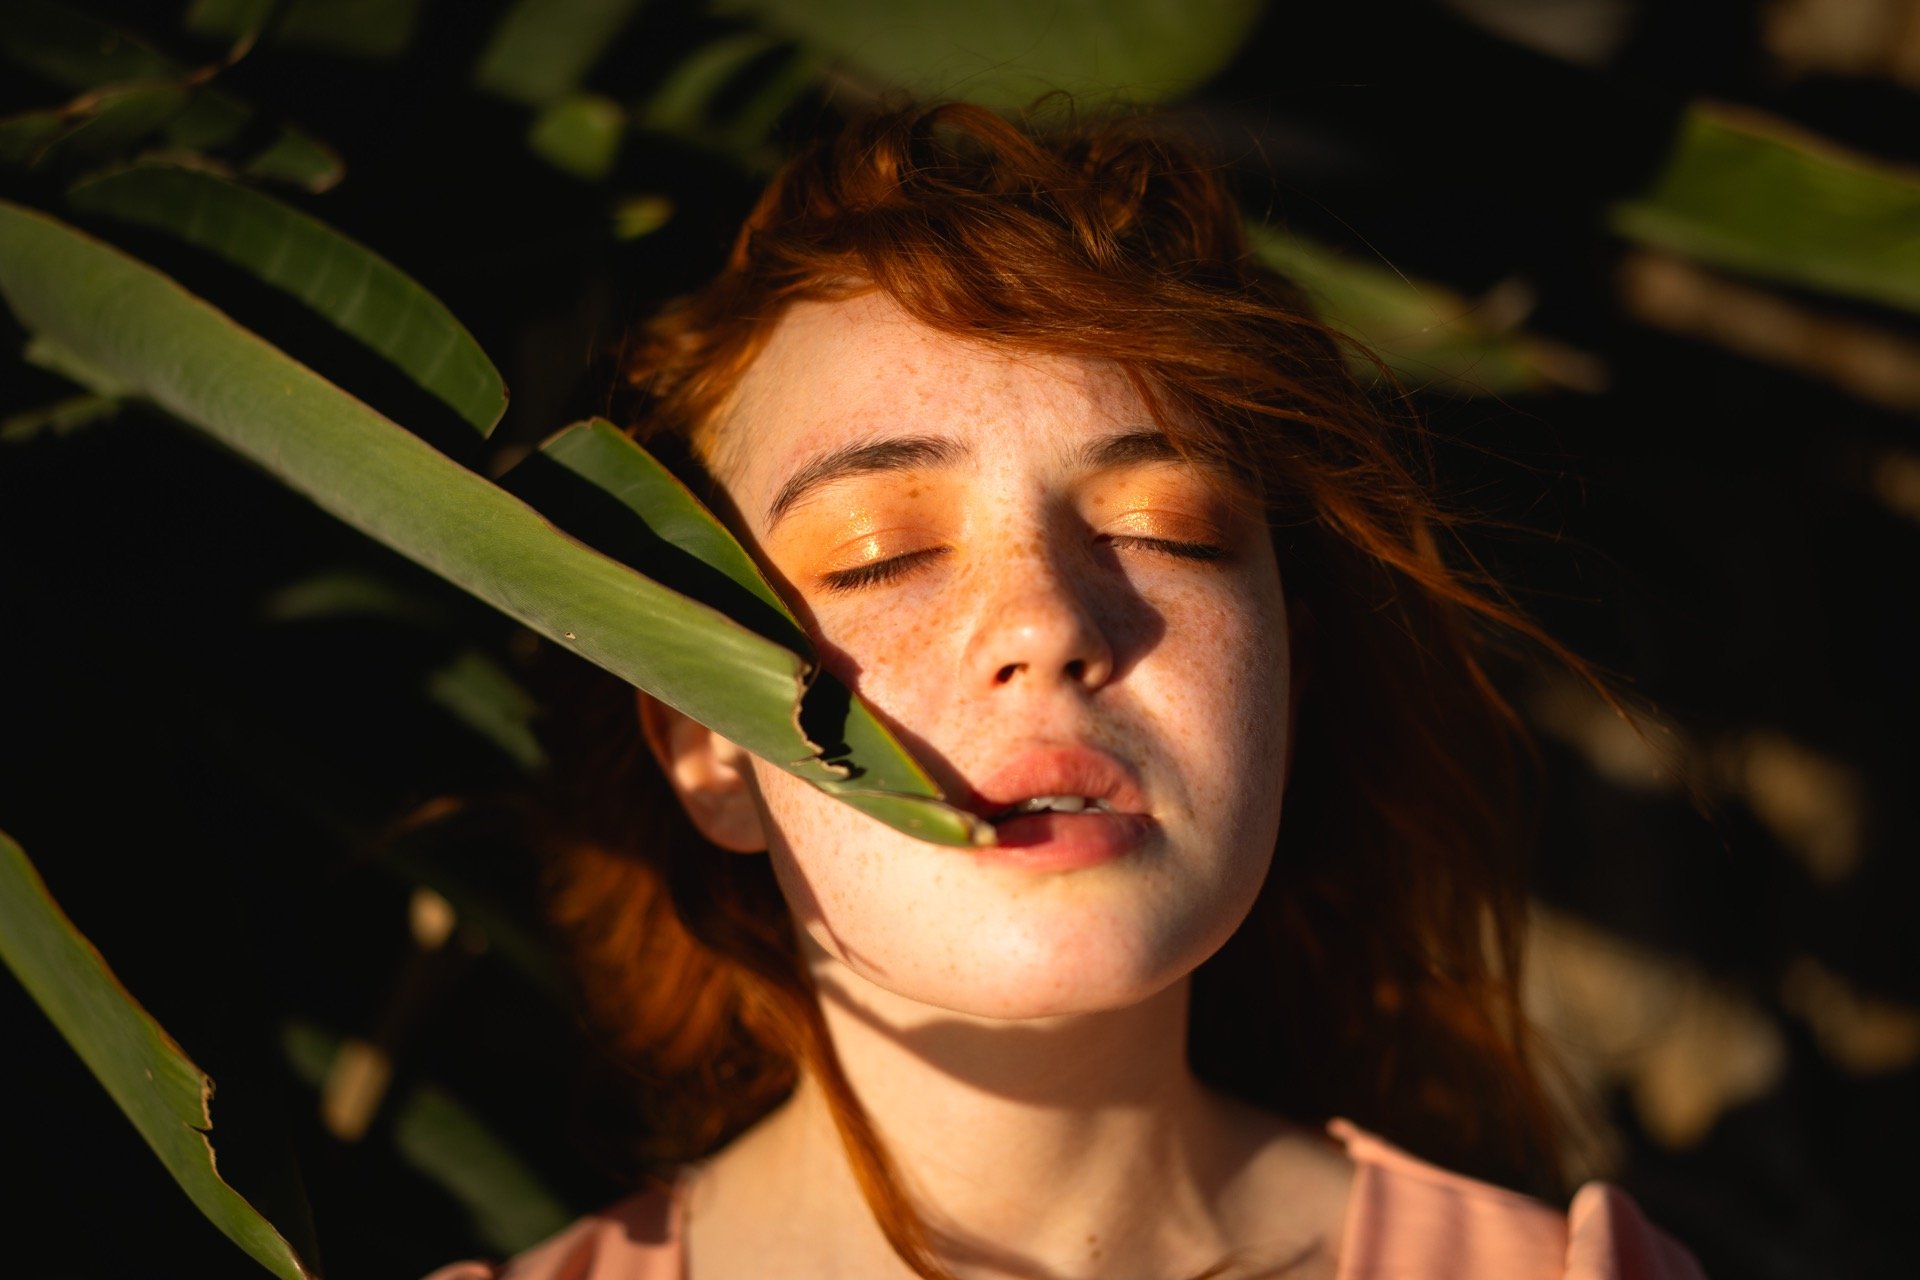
[766,434,968,527]
[762,427,1202,529]
[1078,428,1183,470]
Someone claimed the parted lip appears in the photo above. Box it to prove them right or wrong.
[962,744,1150,822]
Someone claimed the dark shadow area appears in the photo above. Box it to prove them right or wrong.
[60,214,492,469]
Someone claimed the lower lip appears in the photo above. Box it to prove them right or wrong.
[972,811,1156,871]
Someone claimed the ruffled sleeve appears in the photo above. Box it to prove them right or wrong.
[1328,1117,1708,1279]
[1566,1182,1707,1280]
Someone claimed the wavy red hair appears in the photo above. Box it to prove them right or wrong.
[537,101,1592,1278]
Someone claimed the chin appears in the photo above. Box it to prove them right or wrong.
[823,902,1219,1022]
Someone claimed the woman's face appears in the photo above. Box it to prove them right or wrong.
[689,292,1293,1020]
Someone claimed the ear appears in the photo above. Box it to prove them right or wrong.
[636,691,769,853]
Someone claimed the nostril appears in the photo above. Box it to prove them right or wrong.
[1064,658,1086,681]
[995,662,1024,684]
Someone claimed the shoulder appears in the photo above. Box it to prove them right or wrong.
[1329,1119,1708,1280]
[419,1180,683,1280]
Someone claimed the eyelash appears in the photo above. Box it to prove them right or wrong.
[1110,535,1228,563]
[816,537,1226,594]
[819,547,951,593]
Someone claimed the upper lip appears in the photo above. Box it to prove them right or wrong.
[961,744,1150,822]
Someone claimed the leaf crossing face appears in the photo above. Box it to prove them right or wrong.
[0,200,985,846]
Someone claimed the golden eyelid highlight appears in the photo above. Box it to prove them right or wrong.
[1104,507,1233,546]
[817,529,948,576]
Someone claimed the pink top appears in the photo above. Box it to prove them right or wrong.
[423,1117,1707,1279]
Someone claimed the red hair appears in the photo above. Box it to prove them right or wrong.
[538,101,1592,1277]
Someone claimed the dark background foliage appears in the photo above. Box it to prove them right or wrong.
[2,1,1916,1276]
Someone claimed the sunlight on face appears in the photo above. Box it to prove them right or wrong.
[710,292,1293,1021]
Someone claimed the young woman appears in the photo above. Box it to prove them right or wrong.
[429,102,1705,1280]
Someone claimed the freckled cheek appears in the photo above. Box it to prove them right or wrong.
[753,763,883,910]
[804,600,954,722]
[1157,582,1290,809]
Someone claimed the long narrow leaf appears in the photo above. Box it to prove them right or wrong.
[0,109,66,165]
[0,830,315,1280]
[638,31,781,136]
[0,83,189,172]
[526,92,626,182]
[0,0,341,191]
[1251,224,1595,394]
[159,92,345,192]
[1612,103,1920,317]
[70,163,507,436]
[473,0,648,107]
[519,419,957,809]
[726,0,1262,109]
[287,0,425,60]
[282,1021,572,1255]
[1,0,181,90]
[0,202,982,844]
[183,0,276,44]
[1,392,121,443]
[529,419,807,648]
[425,649,549,772]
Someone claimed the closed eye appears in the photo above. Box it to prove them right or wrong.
[1105,535,1228,562]
[818,546,951,593]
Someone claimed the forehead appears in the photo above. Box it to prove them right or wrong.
[709,293,1149,510]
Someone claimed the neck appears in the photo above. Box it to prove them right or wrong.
[687,952,1317,1280]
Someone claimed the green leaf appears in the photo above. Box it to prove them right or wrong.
[1250,224,1596,394]
[282,1021,573,1255]
[237,121,345,191]
[183,0,278,44]
[638,30,780,136]
[189,0,428,60]
[473,0,649,107]
[0,391,122,444]
[527,92,626,182]
[425,649,549,771]
[1,0,182,91]
[724,0,1262,109]
[612,193,673,240]
[0,83,191,173]
[634,30,816,164]
[25,332,141,396]
[259,566,453,627]
[157,92,345,192]
[0,830,315,1280]
[70,163,507,436]
[1612,103,1920,317]
[529,419,808,650]
[0,201,984,845]
[0,3,342,191]
[393,1076,573,1253]
[0,109,67,166]
[512,418,966,815]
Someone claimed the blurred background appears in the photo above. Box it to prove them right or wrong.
[1,1,1916,1276]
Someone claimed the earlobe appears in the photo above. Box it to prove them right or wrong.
[636,692,770,853]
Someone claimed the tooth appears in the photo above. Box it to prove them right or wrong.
[995,795,1109,820]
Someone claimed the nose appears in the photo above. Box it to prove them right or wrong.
[963,549,1116,694]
